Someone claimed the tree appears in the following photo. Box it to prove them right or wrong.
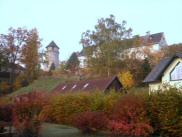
[162,43,182,57]
[141,58,151,80]
[0,28,29,89]
[49,63,56,71]
[21,29,41,82]
[80,14,132,47]
[66,52,80,73]
[80,15,134,77]
[0,45,9,71]
[118,70,135,90]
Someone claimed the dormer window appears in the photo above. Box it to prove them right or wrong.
[62,85,67,90]
[72,84,77,89]
[83,83,89,89]
[170,62,182,80]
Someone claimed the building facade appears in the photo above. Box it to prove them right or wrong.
[144,53,182,92]
[44,41,60,71]
[77,32,168,68]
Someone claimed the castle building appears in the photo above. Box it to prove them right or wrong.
[44,41,60,71]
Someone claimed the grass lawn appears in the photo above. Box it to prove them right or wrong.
[9,77,65,97]
[40,123,107,137]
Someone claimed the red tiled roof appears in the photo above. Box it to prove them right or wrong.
[53,76,121,93]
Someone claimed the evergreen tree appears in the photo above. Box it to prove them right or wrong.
[66,52,80,73]
[49,63,56,71]
[141,58,151,80]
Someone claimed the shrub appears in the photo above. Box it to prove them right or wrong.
[13,79,22,91]
[0,104,13,122]
[13,91,48,137]
[90,91,122,113]
[72,111,109,134]
[44,92,92,124]
[0,82,10,94]
[108,94,153,137]
[147,89,182,137]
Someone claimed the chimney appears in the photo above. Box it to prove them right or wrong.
[146,31,150,38]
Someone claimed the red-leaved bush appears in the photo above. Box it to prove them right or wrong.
[13,92,48,137]
[72,111,109,134]
[0,104,13,122]
[108,95,153,137]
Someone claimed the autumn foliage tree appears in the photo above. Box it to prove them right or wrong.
[118,70,135,90]
[109,95,153,137]
[21,29,41,83]
[0,28,29,88]
[0,27,41,91]
[80,15,135,77]
[13,92,48,137]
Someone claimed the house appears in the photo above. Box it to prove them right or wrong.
[144,53,182,92]
[53,76,123,93]
[0,72,10,83]
[0,63,25,83]
[77,32,168,68]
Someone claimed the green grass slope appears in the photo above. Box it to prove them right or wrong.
[9,77,65,96]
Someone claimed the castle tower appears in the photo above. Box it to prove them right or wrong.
[46,41,60,70]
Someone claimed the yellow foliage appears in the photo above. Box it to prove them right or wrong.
[0,82,10,93]
[118,70,135,90]
[13,79,22,91]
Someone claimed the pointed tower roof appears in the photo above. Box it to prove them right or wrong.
[46,41,59,49]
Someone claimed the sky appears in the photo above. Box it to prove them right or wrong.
[0,0,182,61]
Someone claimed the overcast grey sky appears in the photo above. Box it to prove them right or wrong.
[0,0,182,60]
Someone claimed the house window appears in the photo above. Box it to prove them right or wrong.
[170,62,182,80]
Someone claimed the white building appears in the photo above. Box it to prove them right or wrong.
[43,41,60,71]
[77,32,168,68]
[144,53,182,92]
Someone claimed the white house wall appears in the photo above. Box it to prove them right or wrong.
[149,82,161,92]
[162,58,182,88]
[149,58,182,91]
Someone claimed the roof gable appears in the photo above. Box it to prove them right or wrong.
[144,53,182,83]
[140,32,163,45]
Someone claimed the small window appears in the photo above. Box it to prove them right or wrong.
[83,83,89,89]
[62,85,67,90]
[72,84,77,89]
[170,62,182,80]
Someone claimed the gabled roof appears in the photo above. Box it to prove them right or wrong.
[46,41,59,49]
[143,53,182,83]
[140,32,164,45]
[53,76,122,93]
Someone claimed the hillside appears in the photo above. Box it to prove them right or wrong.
[9,76,73,96]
